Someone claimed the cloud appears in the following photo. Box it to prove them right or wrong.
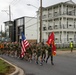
[0,0,76,31]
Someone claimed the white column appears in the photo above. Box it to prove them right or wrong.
[37,13,39,43]
[73,6,74,15]
[66,17,67,29]
[66,17,67,43]
[59,31,60,43]
[61,4,63,15]
[62,17,64,43]
[52,7,54,17]
[61,4,64,43]
[53,19,54,29]
[59,18,60,43]
[66,31,67,43]
[58,5,59,15]
[73,18,74,29]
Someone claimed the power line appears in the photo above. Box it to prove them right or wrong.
[0,11,9,22]
[10,0,21,6]
[25,15,37,24]
[25,22,37,28]
[10,0,17,5]
[25,21,39,29]
[10,0,39,29]
[26,29,37,31]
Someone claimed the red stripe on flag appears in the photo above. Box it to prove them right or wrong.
[23,40,29,48]
[21,38,29,58]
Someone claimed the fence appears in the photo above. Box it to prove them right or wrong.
[56,43,76,48]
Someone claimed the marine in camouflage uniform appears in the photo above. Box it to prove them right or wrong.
[3,43,7,54]
[13,42,20,57]
[35,43,44,65]
[41,44,46,62]
[7,43,11,56]
[31,43,37,61]
[36,46,41,64]
[45,44,54,65]
[26,46,32,62]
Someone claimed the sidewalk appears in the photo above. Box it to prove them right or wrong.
[56,50,76,57]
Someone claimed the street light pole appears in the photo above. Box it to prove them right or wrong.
[27,0,42,43]
[1,25,2,42]
[40,0,42,43]
[27,4,38,9]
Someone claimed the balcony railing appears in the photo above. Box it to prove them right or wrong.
[43,25,76,31]
[41,11,76,20]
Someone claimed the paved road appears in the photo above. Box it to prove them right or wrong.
[0,52,76,75]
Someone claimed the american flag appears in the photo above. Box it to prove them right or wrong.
[21,32,30,58]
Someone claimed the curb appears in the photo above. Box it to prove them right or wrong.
[0,57,25,75]
[18,68,25,75]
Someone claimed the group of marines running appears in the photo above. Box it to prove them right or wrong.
[0,42,54,65]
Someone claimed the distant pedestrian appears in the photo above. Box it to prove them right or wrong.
[70,41,74,52]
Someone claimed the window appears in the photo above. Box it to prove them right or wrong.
[70,38,72,40]
[17,18,24,26]
[17,19,20,26]
[69,24,72,26]
[6,26,9,30]
[48,26,52,30]
[43,27,46,30]
[54,12,58,16]
[55,38,58,40]
[54,25,58,29]
[20,18,23,25]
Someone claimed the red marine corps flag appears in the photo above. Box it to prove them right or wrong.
[46,32,54,45]
[21,32,30,58]
[46,32,56,56]
[52,40,56,56]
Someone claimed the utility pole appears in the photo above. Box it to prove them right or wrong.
[9,5,11,42]
[9,5,11,21]
[40,0,42,43]
[2,5,12,42]
[1,25,2,42]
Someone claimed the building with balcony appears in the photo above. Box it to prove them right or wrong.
[37,0,76,47]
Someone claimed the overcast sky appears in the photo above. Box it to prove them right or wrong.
[0,0,76,31]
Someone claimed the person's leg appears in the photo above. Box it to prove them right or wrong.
[36,55,39,64]
[71,48,73,52]
[43,54,46,62]
[46,55,49,63]
[40,56,43,66]
[51,55,54,65]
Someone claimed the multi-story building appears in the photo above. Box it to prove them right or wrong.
[14,16,37,43]
[37,0,76,47]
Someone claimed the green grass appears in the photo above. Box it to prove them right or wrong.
[0,59,15,75]
[0,59,10,74]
